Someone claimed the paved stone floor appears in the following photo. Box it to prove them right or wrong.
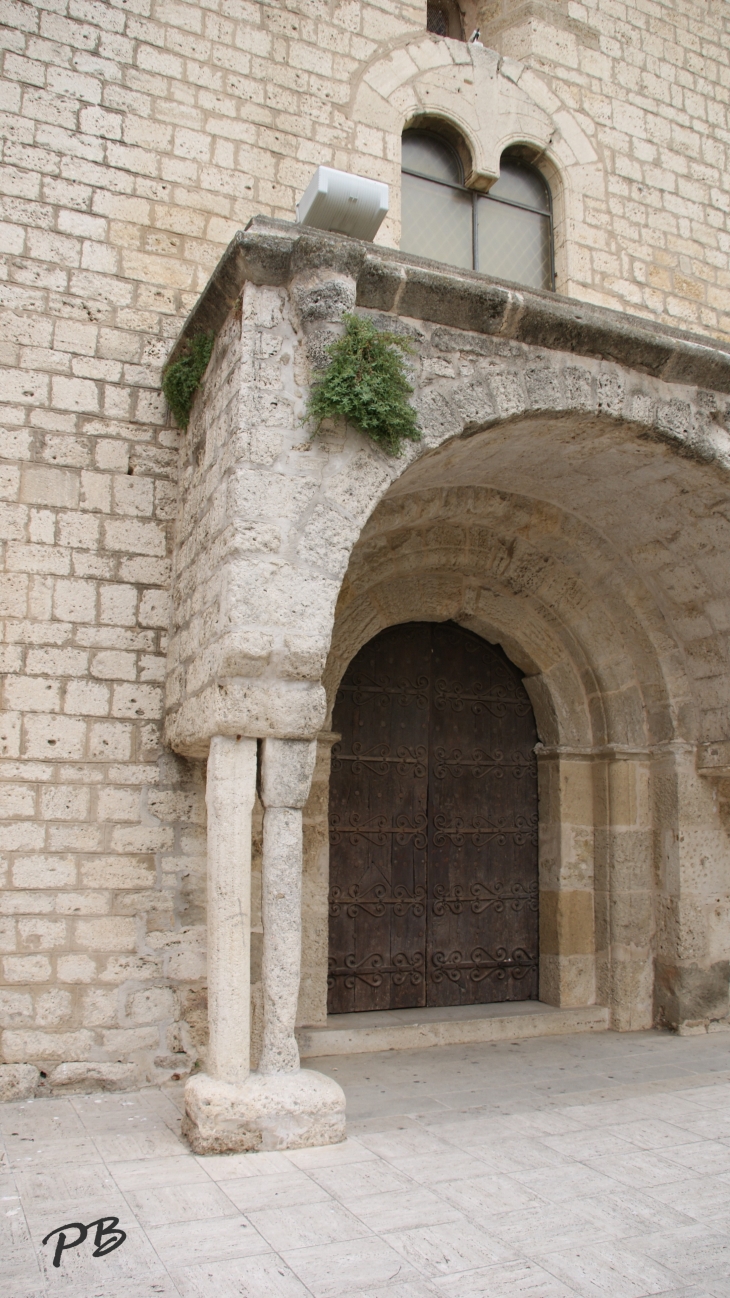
[4,1028,730,1297]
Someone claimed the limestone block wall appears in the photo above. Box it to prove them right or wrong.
[0,395,210,1087]
[479,0,730,332]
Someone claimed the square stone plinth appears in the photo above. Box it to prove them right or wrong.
[182,1068,346,1155]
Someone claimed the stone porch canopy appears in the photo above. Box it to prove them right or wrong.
[166,217,730,1154]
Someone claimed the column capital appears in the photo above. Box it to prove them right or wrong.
[261,737,317,808]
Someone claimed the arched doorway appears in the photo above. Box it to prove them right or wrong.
[327,621,539,1014]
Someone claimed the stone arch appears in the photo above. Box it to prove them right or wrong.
[296,359,730,1039]
[301,353,730,1029]
[326,498,664,743]
[319,452,689,1032]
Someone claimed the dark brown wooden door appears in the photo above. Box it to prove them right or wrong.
[327,622,539,1014]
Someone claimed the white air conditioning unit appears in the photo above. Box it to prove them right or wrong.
[296,166,389,242]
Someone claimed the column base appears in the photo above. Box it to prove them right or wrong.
[182,1068,346,1155]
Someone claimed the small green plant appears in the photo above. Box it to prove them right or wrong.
[305,314,421,456]
[162,332,215,430]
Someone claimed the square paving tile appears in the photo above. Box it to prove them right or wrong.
[283,1234,422,1298]
[337,1284,437,1298]
[384,1218,516,1277]
[222,1170,331,1212]
[146,1216,271,1268]
[247,1198,371,1251]
[124,1180,241,1228]
[388,1152,493,1186]
[346,1185,463,1233]
[511,1160,618,1202]
[201,1151,295,1181]
[171,1253,312,1297]
[310,1158,414,1200]
[487,1199,606,1253]
[284,1138,378,1170]
[109,1153,214,1191]
[434,1257,580,1297]
[531,1240,680,1297]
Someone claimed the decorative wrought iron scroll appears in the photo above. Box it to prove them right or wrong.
[431,947,537,983]
[434,673,534,718]
[432,880,538,916]
[329,883,427,918]
[329,811,428,849]
[340,671,430,710]
[327,951,425,989]
[432,813,538,848]
[433,747,536,780]
[331,742,427,778]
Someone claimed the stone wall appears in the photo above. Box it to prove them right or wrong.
[1,0,730,1084]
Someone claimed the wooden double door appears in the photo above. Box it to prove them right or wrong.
[327,621,539,1014]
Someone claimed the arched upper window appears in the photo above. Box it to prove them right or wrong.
[427,0,463,39]
[401,130,554,291]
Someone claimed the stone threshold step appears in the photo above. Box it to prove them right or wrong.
[297,1001,609,1058]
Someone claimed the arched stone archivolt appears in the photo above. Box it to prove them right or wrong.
[303,392,730,1033]
[318,476,692,1032]
[326,484,685,748]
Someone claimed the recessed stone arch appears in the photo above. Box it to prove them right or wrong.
[318,438,698,1032]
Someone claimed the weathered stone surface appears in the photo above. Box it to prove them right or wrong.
[261,738,318,810]
[0,1064,39,1103]
[205,736,257,1086]
[258,739,317,1075]
[48,1062,138,1093]
[182,1068,346,1154]
[170,220,730,398]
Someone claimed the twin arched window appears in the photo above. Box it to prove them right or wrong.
[401,130,554,292]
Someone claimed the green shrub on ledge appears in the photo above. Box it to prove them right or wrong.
[162,332,215,430]
[306,313,422,456]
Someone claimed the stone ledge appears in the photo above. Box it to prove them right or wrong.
[297,1002,609,1058]
[169,216,730,395]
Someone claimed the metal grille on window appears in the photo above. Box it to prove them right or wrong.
[477,161,552,291]
[401,133,472,269]
[427,3,449,36]
[401,131,554,292]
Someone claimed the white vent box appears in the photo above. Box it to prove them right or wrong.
[296,166,389,242]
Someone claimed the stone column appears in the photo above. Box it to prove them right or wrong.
[258,738,315,1073]
[204,735,257,1085]
[655,743,728,1033]
[184,735,346,1155]
[603,752,654,1031]
[537,748,596,1009]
